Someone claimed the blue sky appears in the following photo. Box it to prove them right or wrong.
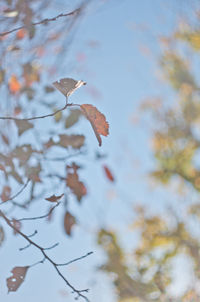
[0,1,195,301]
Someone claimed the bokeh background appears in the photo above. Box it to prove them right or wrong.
[1,0,200,301]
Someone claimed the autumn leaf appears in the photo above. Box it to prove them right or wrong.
[103,165,115,182]
[81,104,109,146]
[7,266,29,292]
[66,163,87,202]
[45,134,85,149]
[8,75,21,94]
[1,186,11,202]
[15,120,34,136]
[16,28,27,40]
[63,211,76,236]
[53,78,86,98]
[45,193,64,202]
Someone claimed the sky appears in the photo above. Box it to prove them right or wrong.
[0,1,196,301]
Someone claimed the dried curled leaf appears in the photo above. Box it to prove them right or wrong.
[66,163,87,202]
[53,78,86,98]
[45,193,64,202]
[7,266,29,292]
[64,211,76,236]
[81,104,109,146]
[103,165,115,182]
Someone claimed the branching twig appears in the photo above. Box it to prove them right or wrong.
[0,179,30,206]
[0,210,91,302]
[0,103,73,121]
[0,7,82,37]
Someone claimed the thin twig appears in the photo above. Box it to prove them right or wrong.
[0,8,82,37]
[0,103,73,121]
[0,210,90,302]
[56,251,93,266]
[0,179,30,206]
[17,202,60,222]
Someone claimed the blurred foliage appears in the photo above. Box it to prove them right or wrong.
[97,10,200,302]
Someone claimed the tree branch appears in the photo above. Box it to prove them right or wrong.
[0,7,83,37]
[0,210,91,301]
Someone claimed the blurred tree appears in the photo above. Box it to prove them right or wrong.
[97,8,200,302]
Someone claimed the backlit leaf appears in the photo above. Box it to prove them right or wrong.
[1,186,11,202]
[53,78,86,98]
[81,104,109,146]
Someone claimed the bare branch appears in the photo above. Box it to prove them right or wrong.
[0,179,30,206]
[0,103,73,121]
[0,210,90,301]
[17,202,60,222]
[56,251,93,267]
[0,7,83,37]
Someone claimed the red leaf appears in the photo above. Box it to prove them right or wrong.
[7,266,29,292]
[63,211,76,236]
[16,29,27,40]
[81,104,109,146]
[103,165,115,182]
[45,193,64,202]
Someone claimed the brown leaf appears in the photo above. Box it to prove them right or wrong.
[103,165,115,182]
[1,186,11,202]
[66,164,87,202]
[45,193,64,202]
[53,78,86,98]
[7,266,29,292]
[11,219,22,235]
[15,120,33,136]
[45,134,85,150]
[64,211,76,236]
[81,104,109,146]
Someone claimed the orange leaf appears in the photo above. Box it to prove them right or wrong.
[103,165,115,182]
[45,193,64,202]
[63,211,76,236]
[9,75,21,94]
[81,104,109,146]
[7,266,29,292]
[16,29,27,40]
